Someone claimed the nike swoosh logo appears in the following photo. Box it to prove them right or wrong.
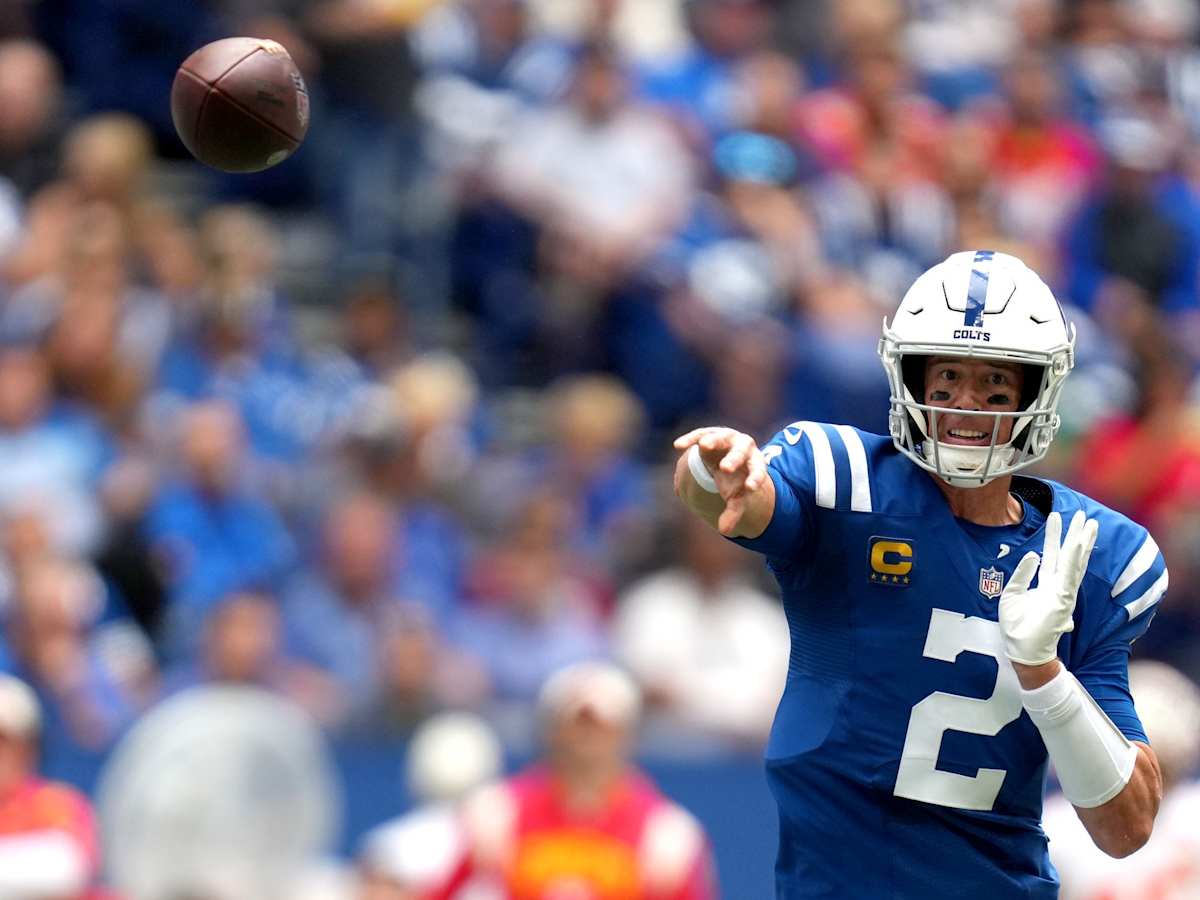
[998,544,1011,559]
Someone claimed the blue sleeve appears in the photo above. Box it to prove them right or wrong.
[731,424,817,565]
[1071,533,1167,744]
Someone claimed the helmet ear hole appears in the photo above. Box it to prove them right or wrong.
[1019,364,1044,412]
[901,355,928,403]
[899,354,931,439]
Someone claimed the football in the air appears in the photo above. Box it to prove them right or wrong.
[171,37,310,173]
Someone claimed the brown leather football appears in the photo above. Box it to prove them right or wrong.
[171,37,310,173]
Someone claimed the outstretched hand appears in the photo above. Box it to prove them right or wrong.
[999,510,1099,668]
[673,427,769,536]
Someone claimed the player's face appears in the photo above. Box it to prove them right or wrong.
[548,708,631,772]
[923,357,1025,446]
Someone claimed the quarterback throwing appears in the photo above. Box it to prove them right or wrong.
[675,251,1164,898]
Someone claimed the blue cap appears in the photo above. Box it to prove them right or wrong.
[713,131,799,186]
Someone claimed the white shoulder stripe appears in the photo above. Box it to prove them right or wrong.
[1111,534,1161,598]
[1124,570,1168,620]
[784,421,835,510]
[832,425,872,513]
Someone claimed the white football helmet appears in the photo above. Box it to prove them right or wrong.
[878,250,1075,487]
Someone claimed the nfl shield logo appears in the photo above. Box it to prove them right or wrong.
[979,566,1005,599]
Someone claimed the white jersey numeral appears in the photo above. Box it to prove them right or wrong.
[893,609,1023,811]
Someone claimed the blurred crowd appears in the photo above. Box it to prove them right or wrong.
[0,0,1197,895]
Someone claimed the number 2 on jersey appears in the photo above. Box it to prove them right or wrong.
[893,608,1023,811]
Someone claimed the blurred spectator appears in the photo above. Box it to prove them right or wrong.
[730,50,820,171]
[34,0,222,147]
[800,33,945,184]
[623,129,824,432]
[320,356,476,626]
[0,673,101,898]
[1074,342,1200,532]
[1016,0,1064,51]
[526,0,689,62]
[448,662,716,898]
[490,41,694,283]
[539,375,651,567]
[939,115,1009,253]
[143,400,294,652]
[1063,112,1200,319]
[3,557,150,754]
[349,602,494,739]
[639,0,772,142]
[987,49,1102,256]
[385,351,480,496]
[60,114,154,211]
[5,200,171,380]
[339,275,413,379]
[1060,0,1144,126]
[0,342,112,559]
[451,491,609,702]
[707,324,789,437]
[153,204,329,463]
[283,492,424,712]
[784,272,892,435]
[164,590,341,724]
[2,181,76,288]
[474,374,651,572]
[1043,660,1200,898]
[0,38,63,199]
[902,0,1019,110]
[132,200,205,313]
[1126,0,1200,138]
[45,283,146,437]
[414,0,571,102]
[358,711,502,897]
[301,0,432,259]
[802,36,952,298]
[682,130,823,322]
[462,41,694,382]
[614,512,787,746]
[0,503,151,662]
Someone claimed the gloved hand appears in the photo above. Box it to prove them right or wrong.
[999,510,1099,667]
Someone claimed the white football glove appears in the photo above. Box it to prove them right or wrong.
[999,511,1099,667]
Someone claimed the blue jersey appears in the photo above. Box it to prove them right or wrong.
[735,422,1166,899]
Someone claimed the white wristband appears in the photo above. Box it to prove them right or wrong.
[687,444,719,493]
[1021,667,1138,808]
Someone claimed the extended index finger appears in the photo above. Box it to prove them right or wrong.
[1041,511,1062,580]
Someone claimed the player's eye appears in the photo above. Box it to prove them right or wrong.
[987,372,1010,385]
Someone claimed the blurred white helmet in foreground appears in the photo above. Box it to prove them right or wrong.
[97,686,339,900]
[407,710,503,804]
[0,673,40,739]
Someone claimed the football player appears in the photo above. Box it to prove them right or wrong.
[443,662,716,900]
[674,251,1165,898]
